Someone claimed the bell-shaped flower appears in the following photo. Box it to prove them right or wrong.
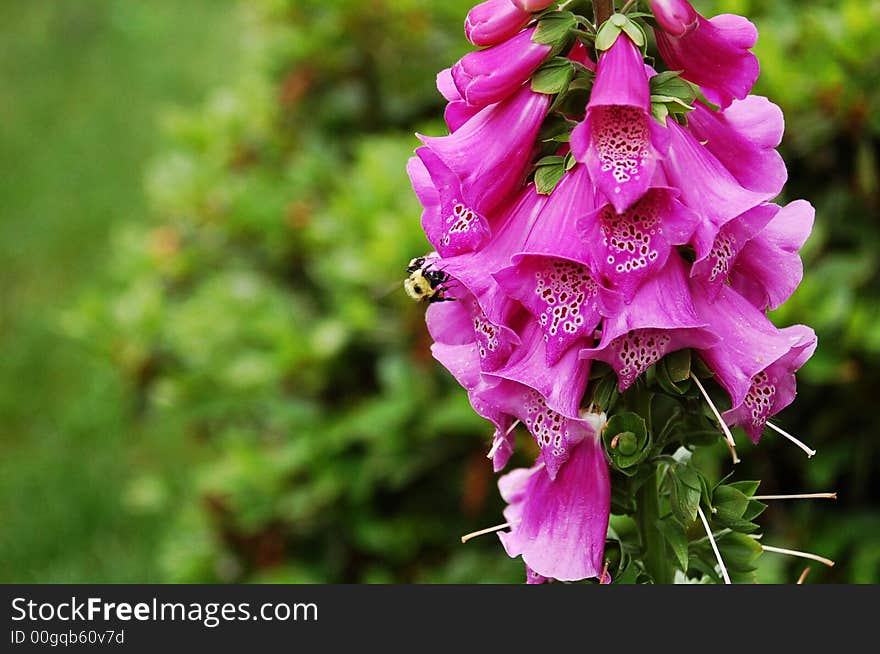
[578,187,700,303]
[580,255,718,390]
[487,322,593,475]
[687,96,787,197]
[571,34,665,213]
[493,166,609,365]
[653,2,759,109]
[427,284,521,373]
[693,286,817,442]
[662,120,771,254]
[649,0,698,37]
[690,203,779,302]
[729,200,815,312]
[436,68,480,132]
[465,0,531,47]
[431,316,597,478]
[498,427,610,582]
[437,184,549,325]
[414,84,550,256]
[453,28,552,108]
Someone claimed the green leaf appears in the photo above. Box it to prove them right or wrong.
[564,151,577,171]
[537,114,577,143]
[534,159,567,195]
[717,533,762,573]
[552,74,594,115]
[713,485,750,526]
[651,102,670,125]
[533,11,578,46]
[650,73,697,105]
[665,349,692,383]
[728,480,760,497]
[670,463,701,524]
[594,19,622,51]
[657,517,689,572]
[531,58,575,95]
[742,499,768,523]
[590,372,619,413]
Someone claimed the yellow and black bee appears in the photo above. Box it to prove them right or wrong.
[404,256,455,304]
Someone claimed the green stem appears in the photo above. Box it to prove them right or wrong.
[591,0,614,26]
[637,469,672,584]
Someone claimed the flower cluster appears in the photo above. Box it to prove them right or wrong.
[407,0,816,583]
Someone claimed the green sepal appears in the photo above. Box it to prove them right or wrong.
[552,74,594,115]
[590,372,619,413]
[603,411,651,473]
[670,462,701,525]
[531,57,575,95]
[534,155,567,195]
[533,11,578,47]
[717,532,763,573]
[657,517,689,572]
[742,499,768,523]
[537,114,577,143]
[712,485,751,526]
[594,19,622,51]
[728,480,761,497]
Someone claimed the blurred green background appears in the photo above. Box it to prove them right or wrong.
[0,0,877,583]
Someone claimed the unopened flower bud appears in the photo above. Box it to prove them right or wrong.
[650,0,698,36]
[511,0,558,12]
[465,0,531,47]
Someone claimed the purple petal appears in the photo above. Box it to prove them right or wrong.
[694,285,815,412]
[492,167,606,364]
[655,12,759,109]
[465,0,531,47]
[687,98,787,196]
[571,36,658,212]
[453,28,551,108]
[417,85,551,249]
[650,0,698,37]
[721,325,817,443]
[438,185,549,323]
[663,120,771,247]
[578,188,699,302]
[436,68,461,102]
[729,200,815,311]
[581,255,718,390]
[498,435,610,582]
[690,203,779,301]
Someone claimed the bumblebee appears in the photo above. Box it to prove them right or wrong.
[404,256,455,304]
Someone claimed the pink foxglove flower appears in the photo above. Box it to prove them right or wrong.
[728,200,815,312]
[409,1,818,584]
[693,287,817,443]
[435,68,480,133]
[452,28,552,108]
[493,166,608,365]
[578,188,699,302]
[465,0,531,47]
[580,255,717,391]
[413,85,550,256]
[571,34,665,213]
[686,96,787,197]
[652,0,760,109]
[498,426,610,582]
